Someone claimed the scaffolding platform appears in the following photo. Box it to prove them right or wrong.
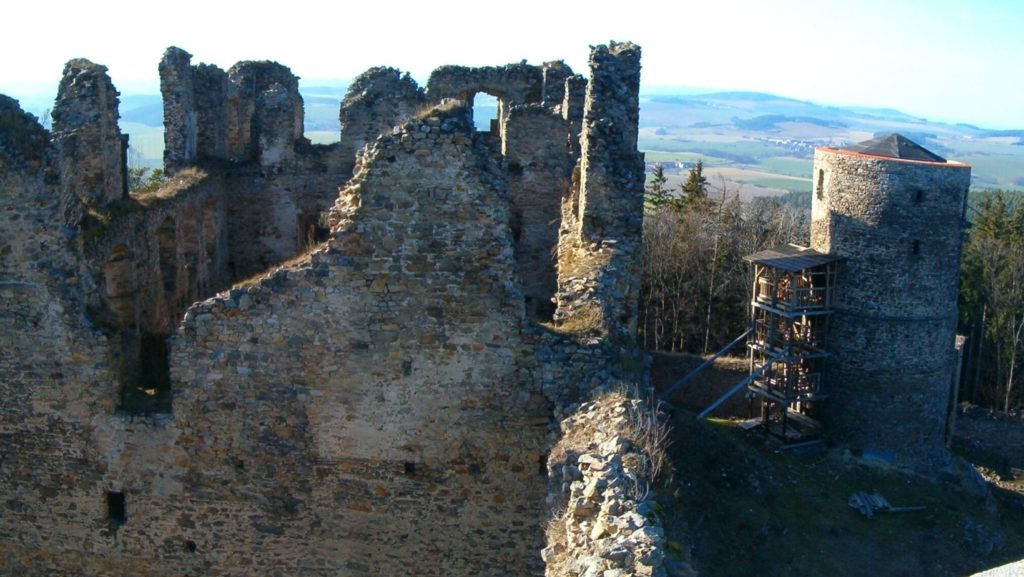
[742,244,840,444]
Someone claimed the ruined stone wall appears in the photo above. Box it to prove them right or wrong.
[503,104,572,318]
[0,42,651,576]
[159,48,197,173]
[161,49,323,169]
[164,105,549,575]
[555,42,644,340]
[426,62,544,105]
[0,96,154,576]
[337,67,425,178]
[810,148,971,469]
[193,64,229,161]
[159,48,351,278]
[541,62,574,110]
[52,59,126,211]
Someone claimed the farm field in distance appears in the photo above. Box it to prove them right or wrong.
[637,91,1024,200]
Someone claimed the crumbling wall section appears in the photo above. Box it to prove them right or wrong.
[193,64,229,161]
[503,104,572,318]
[541,61,574,110]
[52,58,126,213]
[226,61,304,165]
[426,63,544,105]
[159,47,198,173]
[162,50,309,169]
[337,67,425,177]
[161,104,550,575]
[158,48,350,277]
[554,42,644,340]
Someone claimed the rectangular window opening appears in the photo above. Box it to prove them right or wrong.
[107,491,126,526]
[120,333,172,415]
[913,240,921,255]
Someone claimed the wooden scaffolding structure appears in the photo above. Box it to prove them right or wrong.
[743,245,840,443]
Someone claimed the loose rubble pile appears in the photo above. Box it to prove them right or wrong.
[546,394,677,577]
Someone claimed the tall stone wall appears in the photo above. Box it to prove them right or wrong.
[159,48,352,278]
[503,104,572,318]
[158,47,197,173]
[52,59,127,211]
[193,64,229,161]
[225,61,304,164]
[165,104,550,575]
[554,42,644,340]
[810,147,971,469]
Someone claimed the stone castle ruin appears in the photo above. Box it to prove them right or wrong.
[0,37,973,575]
[0,42,661,575]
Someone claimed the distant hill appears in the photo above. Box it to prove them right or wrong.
[110,85,1024,191]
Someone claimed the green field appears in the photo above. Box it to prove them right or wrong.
[753,156,813,178]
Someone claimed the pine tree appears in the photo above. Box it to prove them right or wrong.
[645,163,671,210]
[680,159,708,210]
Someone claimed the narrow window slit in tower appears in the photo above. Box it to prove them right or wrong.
[913,240,921,255]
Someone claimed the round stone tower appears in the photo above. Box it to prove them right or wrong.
[810,134,971,469]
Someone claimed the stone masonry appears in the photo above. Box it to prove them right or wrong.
[811,144,971,470]
[0,42,654,576]
[554,42,645,340]
[52,59,128,214]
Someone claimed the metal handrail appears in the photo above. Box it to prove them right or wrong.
[658,328,752,401]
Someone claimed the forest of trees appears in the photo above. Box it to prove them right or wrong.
[959,190,1024,412]
[639,163,807,353]
[637,163,1023,413]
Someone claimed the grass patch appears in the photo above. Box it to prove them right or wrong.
[131,167,207,206]
[543,301,604,336]
[659,411,1024,577]
[741,177,811,192]
[754,157,814,178]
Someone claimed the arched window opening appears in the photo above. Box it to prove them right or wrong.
[472,92,500,133]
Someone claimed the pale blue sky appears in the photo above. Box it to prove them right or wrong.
[2,0,1021,128]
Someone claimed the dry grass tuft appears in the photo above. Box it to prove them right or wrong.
[231,240,327,290]
[412,98,464,121]
[132,167,207,206]
[543,302,604,336]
